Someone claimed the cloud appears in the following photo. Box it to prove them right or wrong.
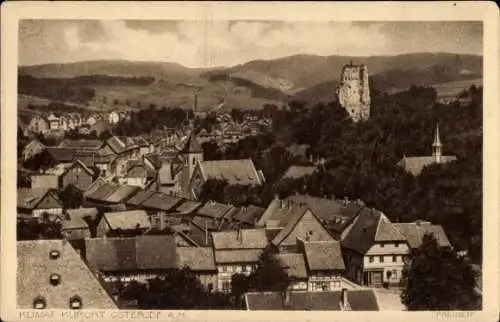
[18,20,483,67]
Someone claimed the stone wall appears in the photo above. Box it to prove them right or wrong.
[337,64,371,122]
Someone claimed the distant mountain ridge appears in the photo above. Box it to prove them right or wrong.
[18,52,482,111]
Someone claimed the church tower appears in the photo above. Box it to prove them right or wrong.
[180,131,204,181]
[432,123,443,163]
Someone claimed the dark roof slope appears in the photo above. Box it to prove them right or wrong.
[85,235,178,271]
[245,290,379,311]
[303,241,345,271]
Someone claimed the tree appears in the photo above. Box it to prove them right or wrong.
[231,273,251,308]
[140,267,206,309]
[400,234,480,310]
[249,246,290,292]
[17,219,63,240]
[23,149,58,173]
[58,184,84,209]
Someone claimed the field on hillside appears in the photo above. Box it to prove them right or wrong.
[431,78,482,97]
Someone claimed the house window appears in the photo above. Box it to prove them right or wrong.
[395,242,399,247]
[69,295,82,309]
[50,273,61,286]
[222,266,228,273]
[33,296,46,309]
[392,270,398,279]
[380,243,384,248]
[311,281,330,292]
[369,256,374,263]
[222,281,231,292]
[379,256,384,263]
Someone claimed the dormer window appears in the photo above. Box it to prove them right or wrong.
[49,250,60,260]
[49,273,61,286]
[69,295,82,309]
[33,296,46,309]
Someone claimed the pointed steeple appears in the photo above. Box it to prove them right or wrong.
[432,123,443,163]
[432,123,442,148]
[180,131,203,154]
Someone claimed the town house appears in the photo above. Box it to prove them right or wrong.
[59,159,95,191]
[211,229,269,292]
[96,210,152,237]
[139,192,184,230]
[341,209,410,287]
[177,247,218,291]
[28,115,49,134]
[17,188,63,222]
[21,139,46,162]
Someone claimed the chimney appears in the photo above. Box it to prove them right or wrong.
[204,222,208,245]
[340,288,350,310]
[237,228,243,243]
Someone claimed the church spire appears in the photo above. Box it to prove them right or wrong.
[432,123,442,163]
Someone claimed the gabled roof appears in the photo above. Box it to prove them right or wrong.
[85,235,178,271]
[17,240,117,309]
[393,221,452,249]
[85,182,140,204]
[286,194,351,223]
[197,159,264,186]
[144,154,163,169]
[179,132,203,153]
[17,188,60,210]
[302,241,345,271]
[173,200,203,215]
[102,210,151,231]
[281,165,317,180]
[245,290,379,311]
[341,210,406,254]
[196,201,235,219]
[214,249,263,264]
[61,159,95,177]
[104,185,140,203]
[269,206,330,247]
[276,253,308,279]
[66,207,99,223]
[105,136,138,154]
[62,214,89,230]
[397,155,457,176]
[141,192,183,211]
[232,205,266,225]
[125,189,156,207]
[212,229,269,250]
[58,139,103,150]
[177,247,216,271]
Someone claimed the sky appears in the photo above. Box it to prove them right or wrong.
[19,20,483,68]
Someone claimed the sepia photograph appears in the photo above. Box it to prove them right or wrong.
[2,1,499,320]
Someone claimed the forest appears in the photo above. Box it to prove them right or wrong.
[199,84,483,263]
[18,74,155,104]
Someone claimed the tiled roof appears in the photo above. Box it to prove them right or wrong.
[212,229,269,250]
[141,192,183,211]
[177,247,216,271]
[197,201,235,219]
[174,200,203,215]
[106,136,138,154]
[269,206,317,246]
[126,165,148,178]
[17,240,117,309]
[17,188,56,210]
[85,235,178,271]
[61,160,95,177]
[102,210,151,231]
[191,216,221,232]
[341,210,406,254]
[232,205,266,225]
[303,241,345,271]
[245,290,379,311]
[46,147,96,167]
[104,185,140,203]
[66,207,99,223]
[281,165,317,180]
[125,190,156,207]
[62,214,89,230]
[179,132,203,153]
[286,194,349,222]
[198,159,264,186]
[393,221,451,249]
[397,155,458,176]
[58,139,103,150]
[214,249,263,264]
[276,253,308,279]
